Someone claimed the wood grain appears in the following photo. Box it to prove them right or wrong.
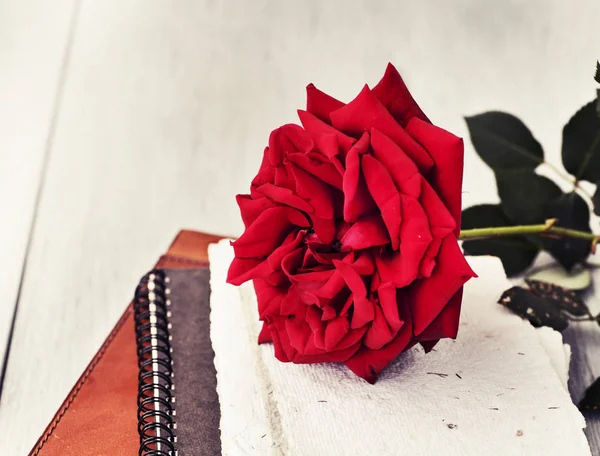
[0,0,77,381]
[2,0,600,454]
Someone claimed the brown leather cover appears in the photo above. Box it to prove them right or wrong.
[29,230,223,456]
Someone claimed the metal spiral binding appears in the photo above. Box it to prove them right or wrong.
[134,270,177,456]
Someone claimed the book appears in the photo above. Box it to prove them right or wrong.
[133,267,220,455]
[28,230,221,456]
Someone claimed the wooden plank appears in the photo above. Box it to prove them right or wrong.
[0,0,77,387]
[2,0,600,454]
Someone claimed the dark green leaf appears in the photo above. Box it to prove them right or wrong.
[461,204,539,276]
[542,192,591,270]
[594,182,600,216]
[465,112,544,171]
[525,279,590,316]
[562,101,600,182]
[498,287,569,331]
[496,171,563,224]
[579,377,600,411]
[595,61,600,84]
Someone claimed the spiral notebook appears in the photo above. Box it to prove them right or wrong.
[28,231,223,456]
[133,268,221,455]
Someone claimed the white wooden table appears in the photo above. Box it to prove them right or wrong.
[1,1,600,454]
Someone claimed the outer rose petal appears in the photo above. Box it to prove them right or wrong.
[236,194,276,228]
[255,183,314,213]
[406,118,465,234]
[329,85,434,172]
[253,279,287,320]
[227,230,305,286]
[409,236,476,335]
[258,322,273,343]
[306,83,345,123]
[418,288,464,342]
[231,206,309,259]
[371,63,430,126]
[268,124,313,166]
[251,147,276,187]
[345,301,414,384]
[298,110,355,155]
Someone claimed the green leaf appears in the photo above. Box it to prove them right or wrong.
[595,61,600,84]
[527,264,592,290]
[593,181,600,216]
[498,286,569,331]
[461,204,539,277]
[496,171,563,224]
[465,112,544,172]
[562,101,600,182]
[542,192,592,270]
[579,377,600,411]
[525,279,590,316]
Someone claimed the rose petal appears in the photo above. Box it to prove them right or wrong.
[333,259,374,328]
[361,154,402,250]
[236,194,276,228]
[418,180,456,277]
[370,128,421,198]
[371,63,430,126]
[227,230,305,286]
[409,236,476,335]
[292,164,336,243]
[378,282,403,333]
[298,109,355,155]
[345,301,414,384]
[364,305,396,349]
[340,215,390,250]
[418,288,464,341]
[255,183,314,213]
[268,124,313,166]
[231,206,309,259]
[330,85,434,171]
[253,279,287,320]
[251,147,276,187]
[343,132,378,222]
[324,315,350,350]
[288,152,343,190]
[258,322,273,344]
[406,118,465,233]
[306,83,345,123]
[375,196,432,288]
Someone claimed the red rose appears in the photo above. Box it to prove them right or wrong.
[227,63,476,383]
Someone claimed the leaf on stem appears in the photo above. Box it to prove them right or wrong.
[562,100,600,182]
[542,192,592,270]
[496,171,563,225]
[465,112,544,171]
[498,287,569,331]
[461,204,539,277]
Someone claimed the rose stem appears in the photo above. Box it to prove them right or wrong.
[458,219,600,253]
